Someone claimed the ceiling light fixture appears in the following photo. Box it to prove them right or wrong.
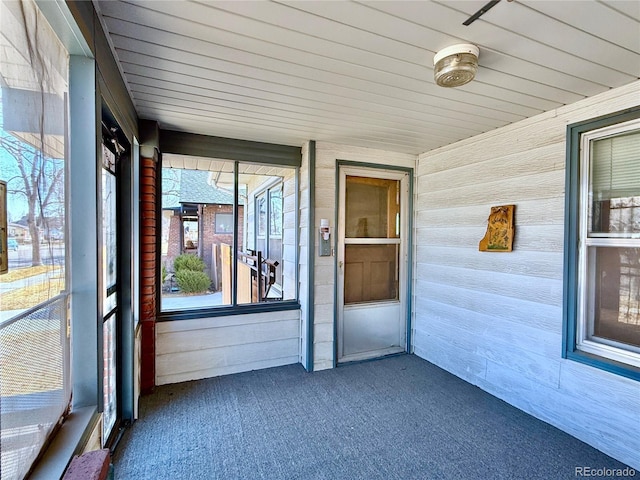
[433,44,479,88]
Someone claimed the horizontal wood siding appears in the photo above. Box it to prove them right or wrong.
[298,142,311,368]
[313,142,416,370]
[414,80,640,469]
[156,310,300,385]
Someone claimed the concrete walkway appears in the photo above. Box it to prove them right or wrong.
[0,269,63,292]
[0,268,63,326]
[161,291,223,310]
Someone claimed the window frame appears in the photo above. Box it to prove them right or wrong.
[563,107,640,381]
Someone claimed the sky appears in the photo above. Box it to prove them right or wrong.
[0,89,62,223]
[0,92,28,221]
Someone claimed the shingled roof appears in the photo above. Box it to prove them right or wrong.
[162,169,238,209]
[179,170,234,205]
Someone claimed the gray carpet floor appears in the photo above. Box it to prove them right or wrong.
[113,354,631,479]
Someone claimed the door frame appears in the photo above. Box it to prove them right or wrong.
[333,161,414,366]
[99,107,135,448]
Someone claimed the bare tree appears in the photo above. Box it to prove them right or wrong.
[1,133,63,266]
[0,0,66,267]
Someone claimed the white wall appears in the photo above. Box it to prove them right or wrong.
[299,142,311,368]
[414,80,640,469]
[155,310,300,385]
[313,142,416,370]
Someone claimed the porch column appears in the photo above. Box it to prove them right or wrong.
[139,120,159,394]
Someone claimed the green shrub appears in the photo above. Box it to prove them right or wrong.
[161,265,168,284]
[173,254,205,273]
[175,270,211,294]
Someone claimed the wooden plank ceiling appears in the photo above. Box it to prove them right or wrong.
[96,0,640,155]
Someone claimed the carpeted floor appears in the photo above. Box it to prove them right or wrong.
[113,354,631,479]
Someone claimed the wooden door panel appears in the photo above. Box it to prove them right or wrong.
[345,244,397,304]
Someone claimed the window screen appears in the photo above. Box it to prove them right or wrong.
[0,1,70,477]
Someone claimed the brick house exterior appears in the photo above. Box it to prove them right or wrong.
[162,170,244,291]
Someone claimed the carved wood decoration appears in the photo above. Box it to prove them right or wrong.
[479,205,515,252]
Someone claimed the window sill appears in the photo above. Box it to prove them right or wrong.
[158,300,300,322]
[29,406,100,480]
[566,350,640,382]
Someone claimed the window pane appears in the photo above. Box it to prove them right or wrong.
[257,194,267,237]
[270,186,283,236]
[588,246,640,349]
[254,193,266,256]
[0,0,69,477]
[160,159,296,311]
[160,165,233,310]
[269,186,283,288]
[237,164,295,304]
[102,156,117,315]
[345,176,400,238]
[183,218,198,250]
[102,313,117,439]
[215,213,233,234]
[589,131,640,235]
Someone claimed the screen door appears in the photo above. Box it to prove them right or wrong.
[337,167,409,363]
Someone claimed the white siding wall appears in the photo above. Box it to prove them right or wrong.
[299,141,310,368]
[414,80,640,469]
[313,142,416,370]
[156,310,300,385]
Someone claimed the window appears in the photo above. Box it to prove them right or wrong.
[564,109,640,380]
[253,183,284,292]
[215,213,233,234]
[160,157,297,313]
[183,215,198,250]
[0,0,70,477]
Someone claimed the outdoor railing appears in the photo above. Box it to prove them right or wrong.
[0,293,70,480]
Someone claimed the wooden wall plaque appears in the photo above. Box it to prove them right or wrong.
[479,205,515,252]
